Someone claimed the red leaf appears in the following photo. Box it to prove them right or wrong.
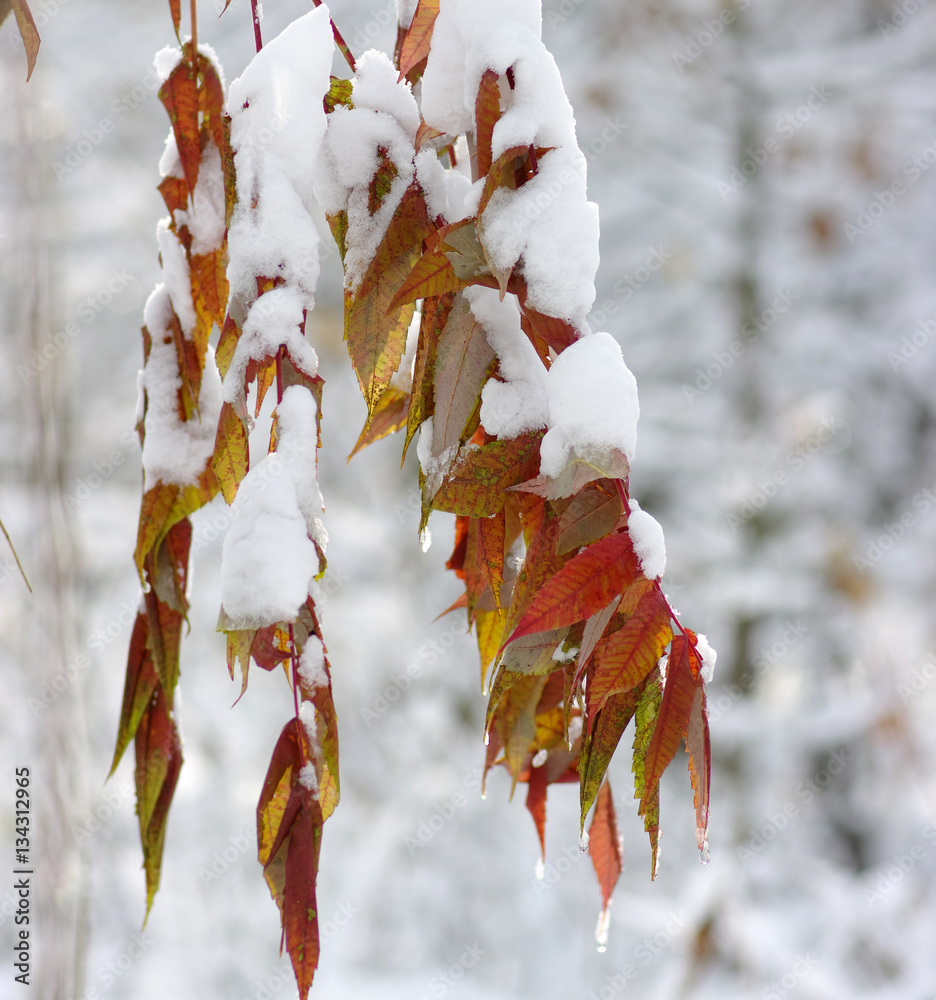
[526,762,548,864]
[159,59,200,195]
[506,531,639,645]
[589,780,621,912]
[641,635,701,800]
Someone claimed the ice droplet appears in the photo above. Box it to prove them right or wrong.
[535,857,545,880]
[419,526,432,552]
[532,748,548,767]
[579,830,590,853]
[483,728,490,746]
[595,905,611,953]
[699,838,711,866]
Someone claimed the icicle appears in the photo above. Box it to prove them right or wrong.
[595,904,611,953]
[483,728,490,746]
[699,838,711,866]
[534,856,545,880]
[579,830,590,853]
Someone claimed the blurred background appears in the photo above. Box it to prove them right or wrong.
[2,0,936,997]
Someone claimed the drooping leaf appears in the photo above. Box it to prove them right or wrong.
[475,69,501,179]
[632,668,663,877]
[348,386,409,458]
[589,780,622,913]
[10,0,39,81]
[169,0,181,39]
[397,0,439,80]
[212,401,249,505]
[589,584,673,715]
[506,530,639,645]
[432,293,496,457]
[404,292,455,459]
[159,58,200,195]
[110,612,160,776]
[555,483,622,556]
[685,685,711,856]
[526,761,548,864]
[388,250,464,311]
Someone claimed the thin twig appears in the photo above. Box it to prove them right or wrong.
[310,0,356,72]
[0,515,31,593]
[250,0,262,52]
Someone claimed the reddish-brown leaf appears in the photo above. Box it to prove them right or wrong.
[685,685,711,856]
[641,636,701,801]
[397,0,439,79]
[169,0,181,38]
[348,386,409,458]
[11,0,40,82]
[526,761,548,864]
[110,612,159,776]
[388,251,464,311]
[589,780,622,912]
[506,530,639,645]
[555,483,622,556]
[475,69,501,179]
[476,508,506,611]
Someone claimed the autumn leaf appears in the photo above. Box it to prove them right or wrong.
[159,58,200,195]
[110,612,160,776]
[506,530,639,645]
[212,401,249,505]
[589,584,673,716]
[475,69,501,179]
[348,386,409,458]
[8,0,39,82]
[632,669,663,877]
[589,780,622,913]
[555,482,622,556]
[397,0,439,80]
[685,685,711,857]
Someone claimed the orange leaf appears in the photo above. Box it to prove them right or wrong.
[169,0,181,38]
[110,612,159,777]
[526,762,548,864]
[685,685,711,856]
[589,781,622,912]
[212,401,249,505]
[159,58,200,195]
[348,386,409,459]
[397,0,439,80]
[506,531,639,645]
[388,251,464,311]
[589,586,673,715]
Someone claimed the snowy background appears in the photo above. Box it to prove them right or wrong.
[3,0,936,998]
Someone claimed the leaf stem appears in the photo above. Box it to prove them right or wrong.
[310,0,356,72]
[190,0,198,67]
[250,0,262,52]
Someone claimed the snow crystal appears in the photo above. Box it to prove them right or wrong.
[155,219,196,337]
[299,700,320,759]
[153,45,183,84]
[695,634,717,685]
[539,332,639,481]
[298,636,327,690]
[298,762,318,793]
[140,285,221,488]
[465,286,548,438]
[628,499,666,580]
[351,49,420,139]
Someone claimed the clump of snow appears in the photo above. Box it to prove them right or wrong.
[298,762,318,794]
[314,50,419,291]
[420,0,597,327]
[158,131,182,179]
[153,45,183,84]
[140,285,221,488]
[465,286,547,438]
[220,385,326,629]
[539,332,639,480]
[173,144,226,256]
[222,286,319,404]
[298,636,327,690]
[226,8,333,310]
[415,148,473,224]
[695,634,717,684]
[155,219,196,337]
[628,499,666,580]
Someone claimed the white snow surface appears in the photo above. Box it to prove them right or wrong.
[421,0,598,326]
[140,285,222,489]
[226,8,333,309]
[627,499,666,580]
[539,332,638,480]
[314,50,419,291]
[465,285,548,437]
[172,144,226,256]
[220,385,325,629]
[695,633,717,685]
[298,635,327,690]
[155,218,196,337]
